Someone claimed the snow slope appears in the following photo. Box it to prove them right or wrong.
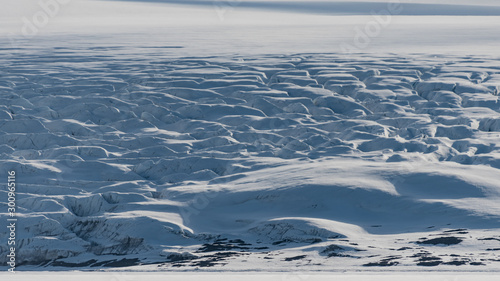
[1,0,500,272]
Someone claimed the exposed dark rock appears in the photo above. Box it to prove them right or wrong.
[51,259,98,267]
[443,260,468,266]
[417,260,442,266]
[90,258,140,267]
[443,228,467,233]
[167,253,198,262]
[363,256,400,267]
[197,241,250,252]
[229,239,252,246]
[272,239,293,245]
[284,255,307,261]
[479,237,500,242]
[417,236,463,245]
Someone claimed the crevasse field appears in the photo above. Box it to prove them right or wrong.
[1,0,500,276]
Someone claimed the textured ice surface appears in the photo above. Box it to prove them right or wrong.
[1,49,500,271]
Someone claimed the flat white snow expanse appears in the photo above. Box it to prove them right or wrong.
[1,0,500,274]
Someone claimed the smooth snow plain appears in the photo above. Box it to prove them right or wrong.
[1,0,500,275]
